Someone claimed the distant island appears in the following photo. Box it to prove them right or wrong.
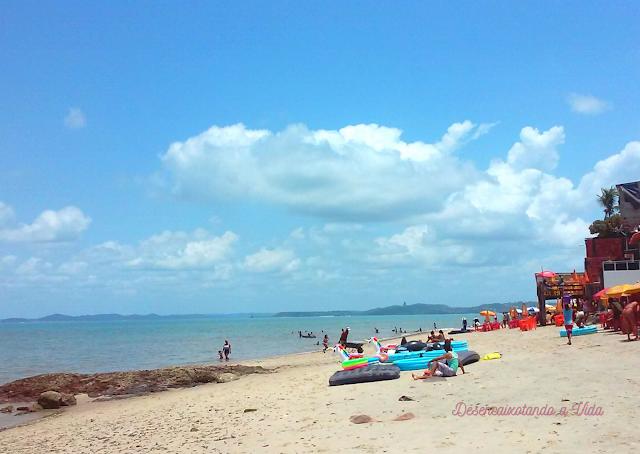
[274,301,534,317]
[1,302,535,323]
[0,313,272,323]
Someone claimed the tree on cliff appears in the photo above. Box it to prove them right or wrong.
[590,188,624,238]
[597,187,619,219]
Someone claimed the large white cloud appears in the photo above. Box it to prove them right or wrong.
[0,205,91,243]
[125,229,238,270]
[160,122,495,220]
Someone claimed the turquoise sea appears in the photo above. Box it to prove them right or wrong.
[0,313,476,385]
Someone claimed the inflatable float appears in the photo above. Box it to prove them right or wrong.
[393,350,480,371]
[329,364,401,386]
[331,345,380,369]
[457,350,480,365]
[448,329,472,335]
[560,325,597,337]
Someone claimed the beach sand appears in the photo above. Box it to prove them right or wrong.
[0,324,638,453]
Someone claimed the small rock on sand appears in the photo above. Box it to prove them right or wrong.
[217,373,239,383]
[0,405,13,413]
[349,414,374,424]
[394,412,415,421]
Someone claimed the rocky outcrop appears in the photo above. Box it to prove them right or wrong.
[0,365,267,403]
[38,391,76,409]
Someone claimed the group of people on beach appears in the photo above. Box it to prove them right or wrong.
[602,295,640,342]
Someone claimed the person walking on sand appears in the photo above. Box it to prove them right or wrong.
[222,340,231,360]
[621,301,640,341]
[562,297,574,345]
[322,334,329,352]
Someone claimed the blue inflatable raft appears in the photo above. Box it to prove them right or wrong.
[560,325,597,337]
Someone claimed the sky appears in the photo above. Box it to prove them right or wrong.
[1,2,640,318]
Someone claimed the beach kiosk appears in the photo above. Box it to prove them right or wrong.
[535,270,586,326]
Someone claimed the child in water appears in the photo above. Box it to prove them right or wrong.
[218,351,223,360]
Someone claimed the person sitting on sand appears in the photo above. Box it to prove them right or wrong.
[575,310,586,328]
[435,330,447,342]
[427,330,437,342]
[412,339,464,379]
[222,340,231,360]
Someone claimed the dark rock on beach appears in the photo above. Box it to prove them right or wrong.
[0,365,267,403]
[38,391,76,409]
[0,405,13,414]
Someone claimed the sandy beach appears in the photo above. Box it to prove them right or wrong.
[0,324,637,453]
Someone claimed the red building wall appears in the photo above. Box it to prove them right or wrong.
[584,237,626,286]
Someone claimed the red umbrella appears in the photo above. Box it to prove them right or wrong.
[630,232,640,245]
[535,271,556,278]
[593,288,611,300]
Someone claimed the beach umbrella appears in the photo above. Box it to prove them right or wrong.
[622,282,640,296]
[527,306,540,313]
[593,288,611,300]
[479,310,496,316]
[535,270,556,278]
[606,284,633,298]
[515,308,523,314]
[522,302,528,316]
[545,304,556,312]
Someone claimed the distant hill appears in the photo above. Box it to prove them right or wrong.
[274,302,534,317]
[0,313,272,323]
[2,302,536,323]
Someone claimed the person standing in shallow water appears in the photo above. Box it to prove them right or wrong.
[222,340,231,360]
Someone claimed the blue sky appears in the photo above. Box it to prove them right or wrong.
[1,2,639,317]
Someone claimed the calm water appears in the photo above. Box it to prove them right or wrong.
[0,314,475,385]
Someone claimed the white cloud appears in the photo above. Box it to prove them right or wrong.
[127,229,238,269]
[64,108,86,129]
[0,206,91,243]
[567,94,612,115]
[289,227,305,240]
[15,258,50,275]
[244,247,300,273]
[0,255,17,268]
[58,261,88,275]
[160,122,493,221]
[0,202,15,228]
[506,126,564,171]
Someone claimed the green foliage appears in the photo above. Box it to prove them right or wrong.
[589,214,624,238]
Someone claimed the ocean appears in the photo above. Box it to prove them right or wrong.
[0,313,477,385]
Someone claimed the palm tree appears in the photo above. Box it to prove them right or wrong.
[597,187,618,219]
